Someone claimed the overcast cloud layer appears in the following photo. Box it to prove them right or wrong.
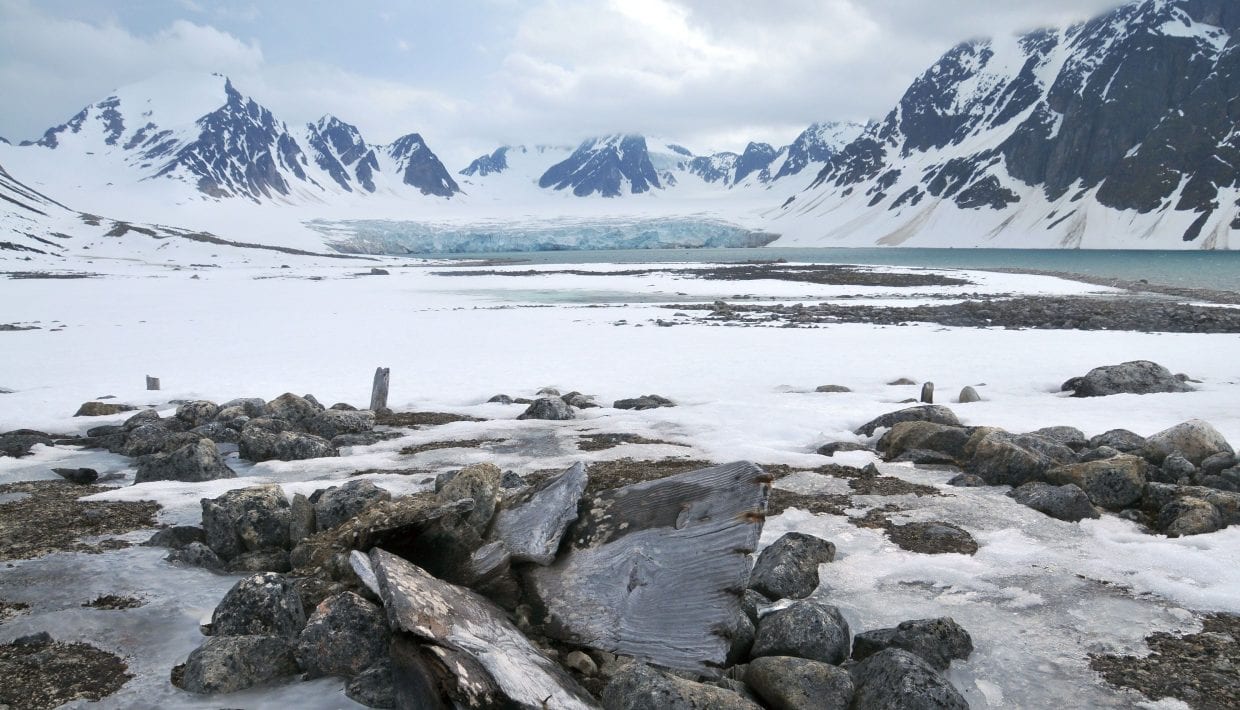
[0,0,1126,165]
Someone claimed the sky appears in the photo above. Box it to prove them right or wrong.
[0,0,1127,166]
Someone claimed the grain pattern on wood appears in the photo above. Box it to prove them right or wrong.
[921,382,934,404]
[145,376,160,391]
[489,461,588,565]
[526,461,770,676]
[370,367,390,411]
[370,548,599,710]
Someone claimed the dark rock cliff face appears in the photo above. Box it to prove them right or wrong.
[539,135,661,197]
[733,142,779,184]
[385,133,460,197]
[305,117,380,193]
[460,147,510,177]
[688,153,739,184]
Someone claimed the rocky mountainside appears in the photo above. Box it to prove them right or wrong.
[778,0,1240,248]
[537,134,663,197]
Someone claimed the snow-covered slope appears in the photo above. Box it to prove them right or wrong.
[774,0,1240,249]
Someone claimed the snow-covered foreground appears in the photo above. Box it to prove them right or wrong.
[1,260,1239,708]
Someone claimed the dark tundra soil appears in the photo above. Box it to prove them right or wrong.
[0,481,160,561]
[433,263,972,288]
[0,633,132,710]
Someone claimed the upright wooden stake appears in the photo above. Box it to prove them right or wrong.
[370,367,390,411]
[920,381,934,404]
[146,375,161,391]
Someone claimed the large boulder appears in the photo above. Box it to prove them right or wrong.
[201,484,292,560]
[1158,497,1224,537]
[751,599,851,665]
[1088,429,1147,453]
[489,462,589,565]
[74,401,137,417]
[438,463,502,533]
[1045,456,1149,510]
[850,648,969,710]
[613,394,676,411]
[313,480,392,532]
[887,522,978,555]
[877,421,973,462]
[1141,420,1234,466]
[134,438,234,484]
[175,400,220,428]
[240,419,337,462]
[304,409,375,441]
[294,592,389,679]
[517,397,575,420]
[601,662,761,710]
[966,430,1076,487]
[855,405,962,438]
[1009,482,1099,522]
[744,656,854,710]
[266,392,323,427]
[0,429,55,457]
[1144,483,1240,526]
[219,397,270,418]
[210,572,306,638]
[1025,426,1088,451]
[850,618,973,671]
[176,635,300,695]
[748,532,836,601]
[1062,361,1194,397]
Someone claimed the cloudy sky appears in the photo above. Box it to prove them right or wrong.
[1,0,1125,165]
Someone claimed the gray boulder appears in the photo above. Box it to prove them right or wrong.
[741,589,771,625]
[749,532,836,601]
[240,420,336,462]
[1026,426,1088,451]
[1202,452,1238,477]
[613,394,676,410]
[438,463,502,533]
[488,462,588,566]
[967,430,1076,487]
[1079,446,1122,463]
[346,660,395,708]
[290,493,316,544]
[1062,360,1194,397]
[1143,483,1240,526]
[1142,420,1234,466]
[877,421,973,462]
[816,385,851,393]
[1010,482,1099,522]
[1161,453,1198,482]
[176,400,220,428]
[227,549,291,574]
[1158,497,1224,537]
[177,635,300,694]
[295,592,389,679]
[851,618,973,671]
[305,409,375,440]
[166,541,224,572]
[816,441,873,457]
[745,656,854,710]
[144,525,205,549]
[946,473,987,487]
[1045,455,1149,510]
[957,386,981,403]
[134,438,234,484]
[751,599,851,665]
[266,392,322,426]
[313,480,391,532]
[220,398,270,418]
[201,484,291,560]
[0,429,55,457]
[601,662,762,710]
[517,397,575,420]
[887,522,978,555]
[210,572,306,638]
[562,392,600,409]
[74,401,138,417]
[855,405,962,438]
[1088,429,1147,453]
[850,648,968,710]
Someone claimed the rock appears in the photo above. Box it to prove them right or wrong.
[1089,429,1147,453]
[166,541,224,571]
[613,394,676,410]
[488,394,514,404]
[1079,446,1121,462]
[1143,483,1240,526]
[1027,426,1088,451]
[1045,455,1149,510]
[201,484,291,560]
[1161,453,1198,482]
[751,599,851,665]
[1159,497,1224,537]
[1010,482,1099,522]
[729,613,756,665]
[744,656,855,710]
[887,522,978,555]
[73,401,137,417]
[175,400,220,428]
[134,438,235,484]
[114,423,176,457]
[210,572,307,638]
[347,660,395,708]
[920,382,934,403]
[741,589,771,625]
[526,462,770,675]
[1063,360,1194,397]
[1202,452,1238,477]
[888,378,917,386]
[816,441,873,456]
[957,386,982,403]
[501,470,525,488]
[332,431,400,448]
[144,525,205,549]
[190,422,241,444]
[537,387,562,397]
[305,409,375,440]
[438,463,502,533]
[816,385,851,393]
[370,548,597,709]
[517,397,576,420]
[51,467,98,485]
[565,650,599,676]
[266,392,322,426]
[967,430,1076,487]
[0,429,53,457]
[877,421,972,462]
[1142,420,1234,465]
[295,592,389,679]
[240,420,337,462]
[855,405,962,437]
[314,480,391,532]
[946,473,988,487]
[176,635,300,694]
[290,493,316,543]
[219,398,270,418]
[489,462,589,565]
[850,648,968,710]
[562,391,600,409]
[601,662,762,710]
[851,618,973,671]
[227,549,292,573]
[893,449,960,465]
[749,532,836,601]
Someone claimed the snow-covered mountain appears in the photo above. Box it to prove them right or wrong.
[775,0,1240,248]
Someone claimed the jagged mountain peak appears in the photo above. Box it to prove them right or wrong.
[460,146,511,177]
[384,133,459,197]
[538,134,662,197]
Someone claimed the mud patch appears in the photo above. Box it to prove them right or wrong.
[0,601,29,624]
[400,438,505,456]
[375,411,485,428]
[0,635,132,709]
[575,433,686,452]
[0,481,160,561]
[1091,613,1240,710]
[849,475,940,497]
[82,594,145,610]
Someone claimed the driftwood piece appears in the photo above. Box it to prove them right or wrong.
[146,375,161,391]
[370,548,599,710]
[370,367,390,411]
[526,461,770,676]
[489,461,588,565]
[390,634,450,710]
[921,382,934,404]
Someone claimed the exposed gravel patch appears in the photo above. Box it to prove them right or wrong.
[0,635,132,709]
[82,594,145,610]
[374,411,485,427]
[576,433,686,452]
[0,481,160,561]
[434,263,971,288]
[400,438,505,455]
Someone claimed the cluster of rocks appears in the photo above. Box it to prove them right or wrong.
[489,387,676,421]
[156,457,974,708]
[858,404,1238,537]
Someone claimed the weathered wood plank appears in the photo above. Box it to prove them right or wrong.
[145,375,160,391]
[526,461,770,676]
[370,367,390,411]
[370,548,599,710]
[489,461,588,565]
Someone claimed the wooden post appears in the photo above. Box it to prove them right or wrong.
[920,381,934,404]
[370,367,390,411]
[146,376,161,391]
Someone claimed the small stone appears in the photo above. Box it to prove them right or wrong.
[601,662,762,710]
[488,394,514,404]
[946,473,987,487]
[957,386,981,403]
[855,405,961,437]
[51,467,98,485]
[144,525,205,549]
[166,541,224,571]
[816,441,872,457]
[613,394,676,411]
[1089,429,1147,453]
[816,385,851,393]
[887,521,978,555]
[749,532,836,600]
[565,650,598,676]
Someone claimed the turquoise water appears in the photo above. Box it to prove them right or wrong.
[417,247,1240,291]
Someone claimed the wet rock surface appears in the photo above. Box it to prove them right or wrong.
[175,635,300,695]
[850,648,970,710]
[748,532,836,601]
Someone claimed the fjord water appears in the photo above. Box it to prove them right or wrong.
[421,248,1240,291]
